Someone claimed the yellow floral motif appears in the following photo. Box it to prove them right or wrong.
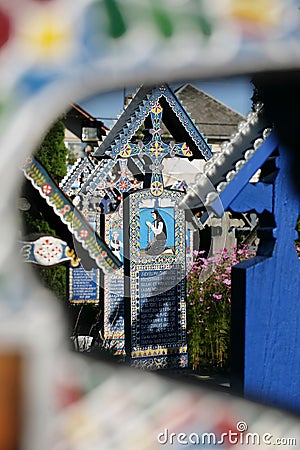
[150,141,163,157]
[71,215,83,232]
[64,210,75,224]
[51,193,65,210]
[26,165,46,186]
[17,5,75,63]
[150,181,164,197]
[84,236,100,255]
[65,247,80,267]
[151,103,162,115]
[120,144,133,157]
[181,143,192,157]
[229,0,282,28]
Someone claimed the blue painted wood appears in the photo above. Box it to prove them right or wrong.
[231,145,300,412]
[229,182,273,214]
[211,133,278,216]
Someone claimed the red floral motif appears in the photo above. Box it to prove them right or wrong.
[79,228,89,239]
[60,205,70,215]
[0,8,11,49]
[21,157,33,168]
[117,180,130,192]
[97,251,107,261]
[42,183,53,195]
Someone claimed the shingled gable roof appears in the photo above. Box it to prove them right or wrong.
[180,103,274,216]
[21,157,122,273]
[175,84,245,141]
[94,84,212,160]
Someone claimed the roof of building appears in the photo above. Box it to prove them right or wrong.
[175,84,245,141]
[63,103,108,141]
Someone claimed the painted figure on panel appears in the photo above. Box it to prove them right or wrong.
[140,206,175,256]
[145,209,167,256]
[110,231,123,261]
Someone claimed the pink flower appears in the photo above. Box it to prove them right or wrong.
[199,297,204,302]
[222,278,231,286]
[215,275,221,280]
[199,257,208,264]
[213,293,222,300]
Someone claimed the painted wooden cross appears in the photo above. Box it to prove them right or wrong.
[110,102,192,196]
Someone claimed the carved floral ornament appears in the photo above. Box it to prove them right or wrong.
[20,235,79,267]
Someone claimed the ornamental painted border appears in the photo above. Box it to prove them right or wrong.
[129,189,186,264]
[22,157,122,273]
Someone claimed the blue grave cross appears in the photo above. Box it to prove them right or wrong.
[111,102,192,197]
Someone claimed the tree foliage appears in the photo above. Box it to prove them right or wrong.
[36,118,68,183]
[21,118,69,300]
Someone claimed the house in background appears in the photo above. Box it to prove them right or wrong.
[175,84,244,151]
[162,84,245,186]
[63,103,108,160]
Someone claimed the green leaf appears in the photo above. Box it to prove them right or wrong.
[150,1,173,38]
[103,0,127,39]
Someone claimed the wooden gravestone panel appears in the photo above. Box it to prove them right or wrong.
[124,189,188,369]
[137,267,184,347]
[69,266,100,304]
